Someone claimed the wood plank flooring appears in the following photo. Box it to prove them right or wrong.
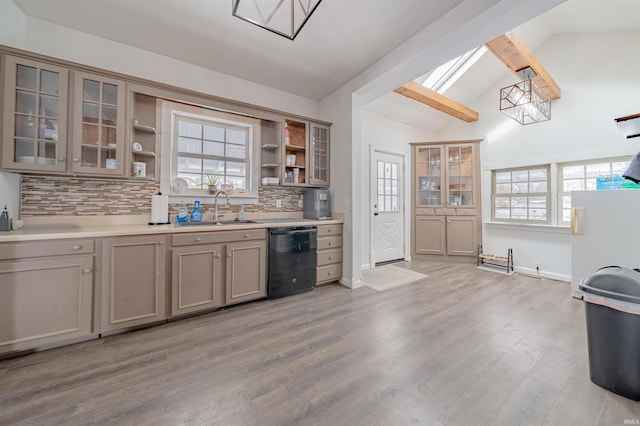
[1,260,639,425]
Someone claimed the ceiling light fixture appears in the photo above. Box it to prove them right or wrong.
[232,0,323,40]
[500,67,551,125]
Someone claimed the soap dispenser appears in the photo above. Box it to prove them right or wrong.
[190,200,203,222]
[238,205,246,221]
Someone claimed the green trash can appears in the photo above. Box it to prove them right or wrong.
[579,266,640,401]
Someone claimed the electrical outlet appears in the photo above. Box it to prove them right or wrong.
[276,199,282,208]
[535,261,541,273]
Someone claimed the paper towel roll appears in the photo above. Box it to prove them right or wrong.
[149,193,170,225]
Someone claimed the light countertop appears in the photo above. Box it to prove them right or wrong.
[0,214,344,242]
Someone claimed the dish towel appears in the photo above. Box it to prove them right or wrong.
[623,151,640,183]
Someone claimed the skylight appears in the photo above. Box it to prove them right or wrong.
[422,46,487,93]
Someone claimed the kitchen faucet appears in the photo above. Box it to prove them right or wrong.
[214,190,229,225]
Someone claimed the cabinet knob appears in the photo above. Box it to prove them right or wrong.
[244,234,250,238]
[215,254,221,259]
[228,253,233,257]
[195,237,201,242]
[328,241,333,246]
[328,256,333,260]
[73,157,80,162]
[327,228,332,233]
[83,268,92,273]
[57,156,65,161]
[328,271,333,275]
[158,240,165,246]
[72,245,82,250]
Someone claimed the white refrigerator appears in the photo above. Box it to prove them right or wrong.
[570,190,640,298]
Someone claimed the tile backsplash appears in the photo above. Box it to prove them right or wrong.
[20,176,304,217]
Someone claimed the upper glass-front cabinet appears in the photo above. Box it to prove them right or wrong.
[2,56,69,172]
[72,71,125,175]
[447,145,474,206]
[309,122,330,186]
[415,143,476,207]
[416,146,443,206]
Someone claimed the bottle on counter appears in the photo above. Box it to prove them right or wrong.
[190,200,203,222]
[176,201,188,224]
[238,206,246,221]
[0,205,10,231]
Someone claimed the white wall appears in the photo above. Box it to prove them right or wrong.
[0,0,26,49]
[360,111,435,269]
[436,30,640,280]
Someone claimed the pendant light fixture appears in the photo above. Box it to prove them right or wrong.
[500,67,551,125]
[232,0,323,40]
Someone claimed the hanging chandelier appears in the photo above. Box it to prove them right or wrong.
[500,67,551,125]
[232,0,323,40]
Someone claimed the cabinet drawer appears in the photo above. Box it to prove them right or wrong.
[317,248,342,266]
[435,208,454,216]
[172,229,267,246]
[0,239,94,260]
[317,224,342,237]
[317,264,341,283]
[317,235,342,250]
[455,208,476,216]
[415,207,435,215]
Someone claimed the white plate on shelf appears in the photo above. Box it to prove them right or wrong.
[171,177,188,194]
[132,142,142,152]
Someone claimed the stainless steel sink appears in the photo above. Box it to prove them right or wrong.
[175,220,255,227]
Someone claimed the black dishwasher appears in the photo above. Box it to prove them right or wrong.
[267,226,317,299]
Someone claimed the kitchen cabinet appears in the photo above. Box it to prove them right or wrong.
[71,71,126,175]
[1,55,69,172]
[411,141,481,259]
[260,119,281,185]
[170,228,266,316]
[0,239,94,355]
[100,235,167,332]
[282,118,331,187]
[316,224,342,284]
[309,122,330,186]
[130,92,159,180]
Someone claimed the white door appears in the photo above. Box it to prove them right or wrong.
[372,151,404,264]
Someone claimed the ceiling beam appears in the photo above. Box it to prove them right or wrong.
[393,81,479,122]
[485,31,561,100]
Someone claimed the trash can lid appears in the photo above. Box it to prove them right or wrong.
[579,266,640,304]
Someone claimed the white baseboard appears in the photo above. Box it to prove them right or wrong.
[340,277,363,289]
[361,263,371,270]
[514,266,570,282]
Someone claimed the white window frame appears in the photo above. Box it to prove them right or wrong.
[492,165,551,224]
[160,101,260,203]
[557,156,632,225]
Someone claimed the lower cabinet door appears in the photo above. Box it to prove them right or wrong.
[171,243,224,316]
[225,240,266,305]
[0,256,93,354]
[447,216,477,256]
[415,216,446,255]
[100,235,166,332]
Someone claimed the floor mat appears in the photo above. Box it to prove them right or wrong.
[363,264,428,291]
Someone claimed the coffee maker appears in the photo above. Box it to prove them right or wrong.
[303,189,332,220]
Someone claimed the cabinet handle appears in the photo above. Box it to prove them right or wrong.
[215,254,221,259]
[328,271,333,275]
[57,156,65,161]
[73,157,80,162]
[158,240,165,246]
[327,228,332,233]
[244,234,250,238]
[195,237,201,242]
[72,244,82,250]
[228,253,233,257]
[328,256,333,260]
[328,241,333,246]
[83,268,92,273]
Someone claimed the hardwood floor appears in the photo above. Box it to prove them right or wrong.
[1,260,639,425]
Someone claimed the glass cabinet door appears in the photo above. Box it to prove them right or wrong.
[309,123,329,186]
[447,144,474,206]
[72,72,125,175]
[2,56,69,171]
[416,146,442,206]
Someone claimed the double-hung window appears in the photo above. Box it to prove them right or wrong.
[558,157,631,224]
[492,165,550,223]
[161,101,260,199]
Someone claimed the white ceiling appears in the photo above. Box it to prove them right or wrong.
[12,0,640,132]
